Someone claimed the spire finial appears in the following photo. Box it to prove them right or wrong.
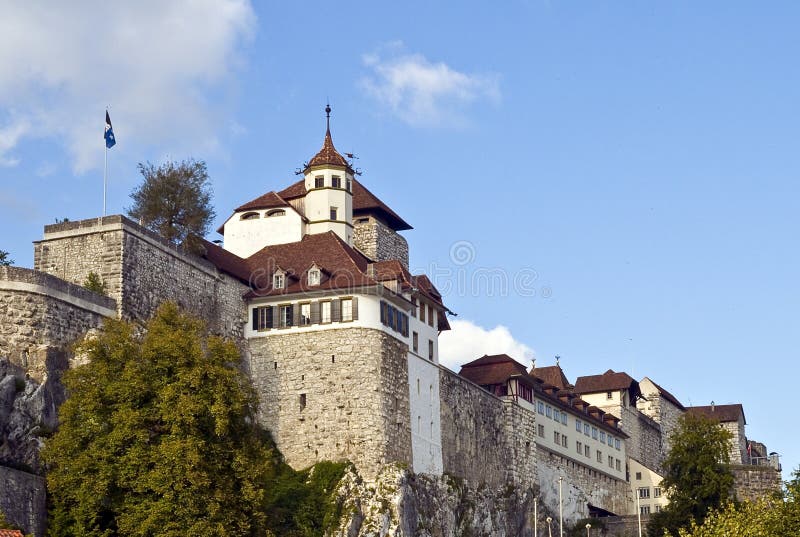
[555,355,561,366]
[325,102,331,133]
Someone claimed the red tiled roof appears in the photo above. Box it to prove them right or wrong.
[574,369,637,394]
[372,260,414,288]
[0,530,24,537]
[200,239,252,283]
[244,231,375,298]
[459,354,529,385]
[235,191,290,212]
[531,365,573,390]
[687,404,745,425]
[643,377,685,411]
[412,274,451,330]
[305,128,351,171]
[277,179,412,231]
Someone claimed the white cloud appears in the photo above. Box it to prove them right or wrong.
[360,45,500,127]
[0,1,255,172]
[438,319,535,372]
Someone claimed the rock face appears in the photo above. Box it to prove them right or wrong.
[329,465,539,537]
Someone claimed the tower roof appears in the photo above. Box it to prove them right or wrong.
[305,105,351,171]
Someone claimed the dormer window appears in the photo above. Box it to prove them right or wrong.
[273,272,285,289]
[315,175,324,188]
[266,209,286,217]
[308,267,321,286]
[240,211,260,220]
[332,175,341,188]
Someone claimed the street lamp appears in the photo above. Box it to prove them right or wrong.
[546,516,553,537]
[585,522,592,537]
[533,497,538,537]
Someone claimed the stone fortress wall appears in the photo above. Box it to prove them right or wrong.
[33,216,248,339]
[248,328,413,480]
[353,216,410,269]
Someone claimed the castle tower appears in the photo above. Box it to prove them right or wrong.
[302,105,354,245]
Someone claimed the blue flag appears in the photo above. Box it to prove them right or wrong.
[104,111,116,149]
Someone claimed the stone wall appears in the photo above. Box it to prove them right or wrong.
[617,405,663,473]
[353,217,409,269]
[536,449,631,522]
[439,367,537,488]
[731,465,782,502]
[0,266,115,381]
[33,215,248,339]
[0,465,46,537]
[637,385,685,465]
[248,327,412,480]
[722,419,747,465]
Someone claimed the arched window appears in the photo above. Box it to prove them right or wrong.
[266,209,286,217]
[240,212,260,220]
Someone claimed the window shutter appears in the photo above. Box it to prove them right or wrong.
[331,299,341,322]
[252,308,259,330]
[351,297,358,320]
[310,301,321,324]
[266,306,274,329]
[293,305,301,326]
[286,305,294,327]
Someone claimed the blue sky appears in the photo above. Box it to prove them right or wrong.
[1,2,798,477]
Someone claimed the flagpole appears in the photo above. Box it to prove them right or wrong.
[103,143,108,217]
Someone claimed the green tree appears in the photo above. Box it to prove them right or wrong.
[43,303,277,537]
[647,413,735,537]
[127,159,215,251]
[677,468,800,536]
[83,272,107,295]
[0,249,13,266]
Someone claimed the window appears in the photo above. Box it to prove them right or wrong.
[654,487,662,498]
[380,301,409,336]
[308,268,321,286]
[608,455,614,468]
[538,401,545,414]
[638,487,651,499]
[606,391,613,400]
[278,304,293,328]
[635,472,642,480]
[240,211,259,220]
[596,450,602,463]
[553,409,560,421]
[253,306,273,330]
[577,441,582,454]
[299,393,306,411]
[584,445,590,457]
[315,175,324,188]
[538,424,545,437]
[616,459,621,471]
[321,301,331,323]
[341,298,353,321]
[600,431,606,443]
[608,435,614,447]
[592,427,598,439]
[640,506,650,515]
[412,332,419,352]
[562,435,568,448]
[300,303,311,325]
[546,406,552,418]
[266,209,285,217]
[615,438,621,450]
[428,340,434,360]
[554,431,560,444]
[273,273,285,289]
[576,419,582,432]
[330,206,338,220]
[332,175,341,188]
[654,505,662,513]
[427,305,434,326]
[561,413,568,425]
[584,423,590,436]
[419,301,426,322]
[346,177,352,192]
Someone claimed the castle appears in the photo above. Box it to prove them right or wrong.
[0,109,783,536]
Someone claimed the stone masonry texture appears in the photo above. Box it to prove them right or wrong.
[0,465,46,537]
[353,217,409,269]
[248,327,412,480]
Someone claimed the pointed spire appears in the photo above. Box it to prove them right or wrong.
[305,103,350,171]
